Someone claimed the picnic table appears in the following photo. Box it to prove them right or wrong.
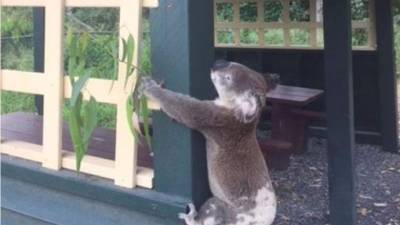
[259,85,324,170]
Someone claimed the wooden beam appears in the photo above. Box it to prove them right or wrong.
[113,0,143,188]
[323,0,356,224]
[150,0,214,206]
[0,140,43,163]
[1,70,46,94]
[375,0,399,153]
[0,141,154,188]
[41,0,64,170]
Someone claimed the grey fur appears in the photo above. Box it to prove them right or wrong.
[140,61,277,225]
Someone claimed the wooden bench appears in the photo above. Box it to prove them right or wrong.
[258,85,324,170]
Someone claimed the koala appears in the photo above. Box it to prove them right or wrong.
[140,60,278,225]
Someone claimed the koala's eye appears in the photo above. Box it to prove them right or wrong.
[225,75,232,81]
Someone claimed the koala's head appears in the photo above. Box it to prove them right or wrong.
[211,60,279,123]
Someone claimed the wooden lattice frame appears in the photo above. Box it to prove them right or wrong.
[0,0,159,189]
[214,0,376,49]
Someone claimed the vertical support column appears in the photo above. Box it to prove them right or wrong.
[33,8,45,115]
[114,0,143,188]
[309,0,317,47]
[323,0,356,224]
[233,0,240,45]
[150,0,214,206]
[42,0,64,169]
[257,0,265,47]
[282,0,290,47]
[368,0,376,48]
[375,0,399,153]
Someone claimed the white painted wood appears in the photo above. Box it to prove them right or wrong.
[1,0,48,7]
[41,0,64,170]
[0,140,154,188]
[213,0,376,49]
[114,0,143,188]
[1,0,157,189]
[215,21,323,30]
[63,151,154,188]
[62,152,115,179]
[64,77,118,104]
[136,167,154,189]
[1,70,46,94]
[0,140,43,162]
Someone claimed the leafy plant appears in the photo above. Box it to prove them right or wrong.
[65,28,98,171]
[121,34,151,147]
[64,29,152,171]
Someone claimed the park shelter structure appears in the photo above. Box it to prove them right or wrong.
[0,1,398,225]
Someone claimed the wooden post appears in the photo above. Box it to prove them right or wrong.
[323,0,356,224]
[375,0,399,153]
[114,0,143,188]
[42,0,65,169]
[33,8,45,115]
[150,0,214,206]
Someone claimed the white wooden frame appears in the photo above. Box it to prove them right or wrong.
[214,0,376,50]
[0,0,159,189]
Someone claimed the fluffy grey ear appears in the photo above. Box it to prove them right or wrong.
[264,73,280,91]
[234,91,259,123]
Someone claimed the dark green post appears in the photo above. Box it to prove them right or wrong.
[150,0,214,206]
[33,8,45,115]
[375,0,399,153]
[323,0,356,224]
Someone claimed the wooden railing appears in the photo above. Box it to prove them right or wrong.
[0,0,158,189]
[214,0,376,49]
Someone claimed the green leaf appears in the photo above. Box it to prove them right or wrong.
[124,35,135,88]
[67,57,76,85]
[140,96,151,147]
[66,28,74,53]
[121,38,128,62]
[126,97,141,143]
[75,93,84,127]
[67,106,85,172]
[83,97,97,148]
[79,32,90,56]
[70,69,91,106]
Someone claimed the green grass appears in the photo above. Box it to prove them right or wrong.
[1,91,36,114]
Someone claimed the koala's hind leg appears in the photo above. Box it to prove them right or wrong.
[179,198,236,225]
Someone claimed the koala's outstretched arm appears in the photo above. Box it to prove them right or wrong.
[140,78,225,130]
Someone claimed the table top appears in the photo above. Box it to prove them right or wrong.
[266,85,324,106]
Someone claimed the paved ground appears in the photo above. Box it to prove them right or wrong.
[269,138,400,225]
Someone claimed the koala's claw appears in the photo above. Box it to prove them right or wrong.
[178,203,197,223]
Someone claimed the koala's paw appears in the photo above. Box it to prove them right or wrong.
[178,203,197,224]
[138,77,159,97]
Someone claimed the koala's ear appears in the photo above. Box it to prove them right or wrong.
[264,73,280,91]
[234,92,259,123]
